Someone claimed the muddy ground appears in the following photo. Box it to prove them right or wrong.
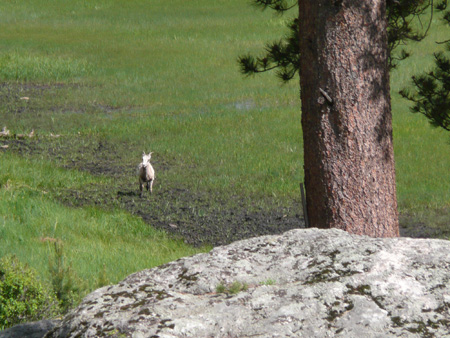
[1,83,449,247]
[4,135,450,247]
[1,135,304,247]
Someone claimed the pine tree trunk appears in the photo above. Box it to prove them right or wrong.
[298,0,399,237]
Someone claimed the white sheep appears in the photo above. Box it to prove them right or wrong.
[138,151,155,195]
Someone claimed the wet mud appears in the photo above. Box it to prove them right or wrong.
[1,83,448,247]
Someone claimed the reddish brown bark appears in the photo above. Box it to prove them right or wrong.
[298,0,399,237]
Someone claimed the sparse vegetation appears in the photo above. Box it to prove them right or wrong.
[215,283,226,294]
[215,281,248,295]
[259,279,276,286]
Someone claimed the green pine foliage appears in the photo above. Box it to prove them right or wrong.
[400,2,450,132]
[387,0,435,69]
[238,0,435,81]
[238,17,300,83]
[252,0,296,12]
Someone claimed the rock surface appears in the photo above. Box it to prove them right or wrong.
[44,228,450,338]
[0,320,60,338]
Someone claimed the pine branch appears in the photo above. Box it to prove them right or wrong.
[387,0,434,69]
[401,51,450,132]
[240,0,438,83]
[238,18,299,83]
[252,0,297,12]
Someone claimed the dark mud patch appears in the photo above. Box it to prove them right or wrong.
[58,140,174,179]
[50,137,303,246]
[0,138,41,154]
[2,127,449,246]
[0,82,120,119]
[2,134,304,247]
[1,82,77,115]
[60,184,303,247]
[400,213,450,239]
[130,192,302,247]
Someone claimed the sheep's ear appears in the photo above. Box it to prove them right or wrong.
[149,152,153,156]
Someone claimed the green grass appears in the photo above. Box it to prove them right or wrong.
[0,52,91,82]
[0,0,298,107]
[0,0,303,202]
[0,0,302,200]
[1,0,446,210]
[0,153,206,291]
[0,0,450,318]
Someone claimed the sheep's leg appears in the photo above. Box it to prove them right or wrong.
[149,179,154,194]
[139,179,144,197]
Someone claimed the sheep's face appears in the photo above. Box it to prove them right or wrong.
[141,152,153,166]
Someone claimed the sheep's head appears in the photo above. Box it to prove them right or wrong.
[141,151,153,165]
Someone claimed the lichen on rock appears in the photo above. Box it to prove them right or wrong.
[40,228,450,337]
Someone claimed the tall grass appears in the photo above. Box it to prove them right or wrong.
[0,52,91,82]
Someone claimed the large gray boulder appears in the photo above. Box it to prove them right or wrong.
[45,228,450,338]
[0,320,60,338]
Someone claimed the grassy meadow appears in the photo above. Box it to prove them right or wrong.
[0,0,449,314]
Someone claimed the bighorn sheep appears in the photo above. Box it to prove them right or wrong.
[138,152,155,196]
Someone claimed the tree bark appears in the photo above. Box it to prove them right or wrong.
[298,0,399,237]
